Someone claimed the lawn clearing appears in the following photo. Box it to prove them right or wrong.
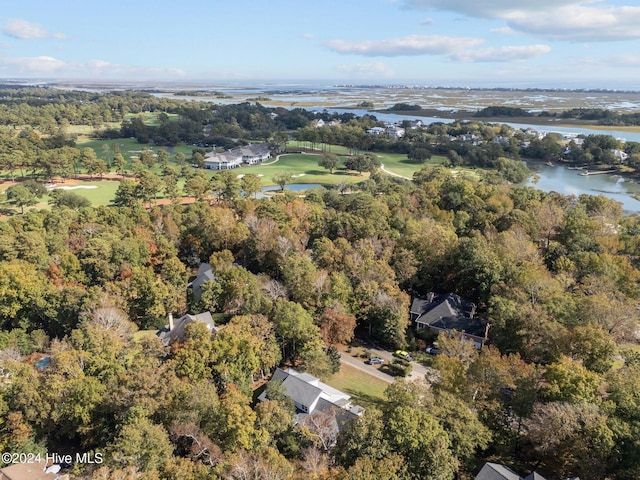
[31,180,122,207]
[288,141,352,155]
[233,153,368,186]
[325,363,388,410]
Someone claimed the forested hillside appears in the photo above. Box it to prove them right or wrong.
[0,86,640,480]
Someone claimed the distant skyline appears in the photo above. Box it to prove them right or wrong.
[1,0,639,89]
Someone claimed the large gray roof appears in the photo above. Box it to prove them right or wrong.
[475,463,523,480]
[157,311,217,346]
[411,293,485,336]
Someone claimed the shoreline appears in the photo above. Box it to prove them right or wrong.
[373,108,640,133]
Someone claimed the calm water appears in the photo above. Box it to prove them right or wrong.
[254,183,324,199]
[522,164,640,213]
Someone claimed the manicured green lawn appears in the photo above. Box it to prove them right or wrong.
[325,363,389,410]
[30,180,122,208]
[287,141,352,155]
[123,112,180,126]
[233,153,369,186]
[376,152,449,179]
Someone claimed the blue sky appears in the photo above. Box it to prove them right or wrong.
[1,0,639,89]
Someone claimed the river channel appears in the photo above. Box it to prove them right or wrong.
[522,164,640,213]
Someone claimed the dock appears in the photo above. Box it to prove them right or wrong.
[579,170,617,176]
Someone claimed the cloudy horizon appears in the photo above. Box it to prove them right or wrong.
[1,0,638,90]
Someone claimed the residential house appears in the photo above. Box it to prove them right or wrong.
[386,125,405,138]
[188,263,216,301]
[203,143,271,169]
[240,143,271,164]
[203,150,243,170]
[475,463,522,480]
[410,292,489,348]
[259,367,364,421]
[408,119,423,129]
[474,462,551,480]
[456,133,481,145]
[612,149,629,162]
[366,126,386,136]
[157,311,219,346]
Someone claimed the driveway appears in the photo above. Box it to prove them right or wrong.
[339,350,395,384]
[340,340,435,384]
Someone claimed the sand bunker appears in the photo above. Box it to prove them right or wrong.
[53,185,98,190]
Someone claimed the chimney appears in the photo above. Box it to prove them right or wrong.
[470,304,476,318]
[483,322,491,342]
[168,312,174,331]
[427,292,435,303]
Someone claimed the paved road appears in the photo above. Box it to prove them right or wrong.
[340,340,434,384]
[379,163,412,180]
[339,351,395,384]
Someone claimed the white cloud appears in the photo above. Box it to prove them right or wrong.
[326,34,483,56]
[450,44,551,62]
[335,61,395,77]
[401,1,640,41]
[580,54,640,68]
[301,33,315,39]
[400,0,582,18]
[505,5,640,41]
[491,26,515,35]
[0,55,186,79]
[0,55,67,73]
[2,19,66,40]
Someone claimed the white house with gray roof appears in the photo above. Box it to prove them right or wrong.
[203,143,271,170]
[474,462,550,480]
[259,368,364,420]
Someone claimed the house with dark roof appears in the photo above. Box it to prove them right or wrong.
[475,463,522,480]
[188,263,216,301]
[157,311,219,346]
[474,463,551,480]
[410,292,489,348]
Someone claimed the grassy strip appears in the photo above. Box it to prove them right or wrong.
[324,363,389,410]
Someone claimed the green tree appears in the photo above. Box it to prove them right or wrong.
[272,172,293,191]
[318,153,340,174]
[48,189,91,209]
[385,406,457,480]
[211,383,268,451]
[542,355,601,404]
[184,173,209,201]
[136,171,163,206]
[108,410,173,472]
[240,173,262,199]
[0,260,53,329]
[112,153,126,179]
[4,184,37,214]
[113,179,141,208]
[341,455,407,480]
[271,299,321,361]
[139,149,156,168]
